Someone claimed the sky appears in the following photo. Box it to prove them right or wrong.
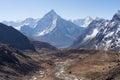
[0,0,120,21]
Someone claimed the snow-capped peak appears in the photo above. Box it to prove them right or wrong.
[73,17,93,28]
[49,9,56,14]
[44,9,59,18]
[82,16,93,27]
[85,16,93,21]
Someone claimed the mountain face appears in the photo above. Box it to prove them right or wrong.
[73,17,93,28]
[33,10,85,48]
[71,18,108,48]
[0,23,35,51]
[71,11,120,52]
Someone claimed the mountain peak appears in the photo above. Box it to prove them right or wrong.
[84,16,93,22]
[49,9,56,14]
[112,10,120,21]
[85,16,93,20]
[44,10,59,18]
[116,10,120,15]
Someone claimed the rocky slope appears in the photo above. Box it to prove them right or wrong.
[30,40,57,51]
[0,23,35,51]
[0,43,39,80]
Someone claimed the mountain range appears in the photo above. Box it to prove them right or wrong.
[2,18,39,30]
[2,10,120,52]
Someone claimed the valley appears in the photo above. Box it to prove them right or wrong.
[0,39,120,80]
[0,47,119,80]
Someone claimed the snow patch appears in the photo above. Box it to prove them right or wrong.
[14,26,21,30]
[110,22,115,27]
[105,32,114,38]
[105,40,112,50]
[84,28,98,41]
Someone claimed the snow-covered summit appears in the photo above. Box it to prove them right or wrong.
[34,10,59,34]
[43,10,60,19]
[83,16,93,27]
[33,10,85,48]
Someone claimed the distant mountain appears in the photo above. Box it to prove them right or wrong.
[0,23,35,51]
[73,16,93,28]
[71,10,120,52]
[20,25,34,36]
[2,18,38,30]
[33,10,85,48]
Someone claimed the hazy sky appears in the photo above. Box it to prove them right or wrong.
[0,0,119,21]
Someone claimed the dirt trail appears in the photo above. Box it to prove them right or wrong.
[29,60,87,80]
[54,60,87,80]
